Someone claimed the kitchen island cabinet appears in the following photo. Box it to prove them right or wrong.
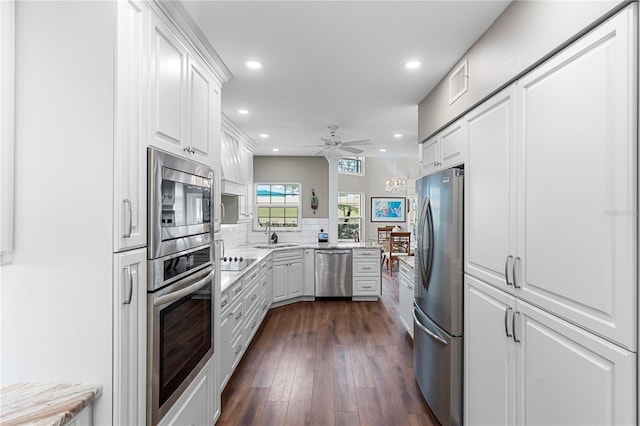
[398,257,414,338]
[352,248,381,300]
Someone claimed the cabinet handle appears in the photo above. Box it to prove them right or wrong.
[251,294,257,301]
[513,257,521,289]
[504,307,513,337]
[362,267,372,270]
[183,146,191,153]
[123,266,133,305]
[123,199,133,238]
[235,344,243,355]
[251,321,257,329]
[504,255,513,286]
[228,312,234,318]
[221,299,228,308]
[236,312,242,320]
[512,311,521,343]
[251,273,257,279]
[234,286,242,295]
[362,285,372,289]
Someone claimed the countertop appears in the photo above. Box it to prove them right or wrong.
[0,383,102,426]
[220,242,382,292]
[399,255,415,269]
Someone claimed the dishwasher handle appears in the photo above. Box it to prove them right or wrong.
[316,250,352,255]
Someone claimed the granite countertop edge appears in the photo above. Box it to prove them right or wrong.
[0,383,102,426]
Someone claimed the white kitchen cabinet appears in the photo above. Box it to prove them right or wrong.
[464,86,515,291]
[187,55,218,165]
[272,249,304,303]
[465,7,637,351]
[352,248,381,300]
[464,275,516,426]
[158,356,215,426]
[218,289,230,393]
[515,8,637,350]
[465,275,636,426]
[398,260,414,338]
[112,248,147,426]
[303,248,315,296]
[421,119,466,176]
[113,0,147,253]
[149,16,187,154]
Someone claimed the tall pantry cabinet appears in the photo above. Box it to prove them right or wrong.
[464,5,637,424]
[112,1,229,425]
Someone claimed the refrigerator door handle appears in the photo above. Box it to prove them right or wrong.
[417,196,430,289]
[413,308,448,346]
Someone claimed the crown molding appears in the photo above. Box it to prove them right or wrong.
[147,0,233,84]
[222,114,256,151]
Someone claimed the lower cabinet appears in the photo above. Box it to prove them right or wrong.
[352,248,381,300]
[112,248,147,426]
[398,260,414,338]
[218,289,231,393]
[272,249,303,303]
[303,248,315,296]
[465,275,637,426]
[159,356,216,426]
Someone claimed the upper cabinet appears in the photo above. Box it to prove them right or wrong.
[148,13,223,167]
[421,119,467,176]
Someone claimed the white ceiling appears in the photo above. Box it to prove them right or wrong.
[182,1,511,157]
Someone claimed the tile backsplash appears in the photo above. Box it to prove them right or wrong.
[221,218,330,249]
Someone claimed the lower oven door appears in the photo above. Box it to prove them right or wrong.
[148,264,214,425]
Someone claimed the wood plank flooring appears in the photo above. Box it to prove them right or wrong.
[218,267,437,426]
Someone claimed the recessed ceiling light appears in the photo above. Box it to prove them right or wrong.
[259,134,269,138]
[238,109,250,115]
[272,148,279,152]
[246,60,263,69]
[394,134,403,138]
[405,60,421,69]
[379,148,387,152]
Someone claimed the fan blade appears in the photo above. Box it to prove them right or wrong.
[314,149,327,155]
[342,139,372,146]
[340,146,364,154]
[320,138,333,145]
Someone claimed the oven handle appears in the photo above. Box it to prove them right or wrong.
[154,270,213,307]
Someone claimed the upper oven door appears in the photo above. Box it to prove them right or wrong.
[149,147,214,259]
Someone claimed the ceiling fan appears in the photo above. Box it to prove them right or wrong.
[312,126,373,155]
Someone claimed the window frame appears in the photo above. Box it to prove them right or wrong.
[337,191,364,242]
[254,182,302,231]
[337,156,365,176]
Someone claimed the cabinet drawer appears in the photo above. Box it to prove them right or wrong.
[220,290,230,316]
[230,281,244,303]
[272,249,303,262]
[244,307,261,342]
[244,278,262,316]
[230,298,243,337]
[353,258,380,276]
[354,277,380,295]
[231,332,244,371]
[353,248,380,258]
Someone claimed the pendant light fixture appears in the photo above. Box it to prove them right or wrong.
[385,157,407,193]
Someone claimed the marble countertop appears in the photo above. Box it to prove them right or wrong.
[0,383,102,426]
[399,255,415,269]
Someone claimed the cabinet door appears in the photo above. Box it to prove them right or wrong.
[187,56,214,164]
[421,135,439,176]
[439,119,466,169]
[287,259,304,298]
[516,8,637,350]
[465,87,516,292]
[114,0,147,252]
[464,275,516,426]
[398,265,414,337]
[515,299,636,426]
[113,248,147,426]
[218,307,230,392]
[272,262,287,302]
[303,249,315,296]
[149,16,187,154]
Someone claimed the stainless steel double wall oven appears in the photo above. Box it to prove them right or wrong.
[147,147,215,425]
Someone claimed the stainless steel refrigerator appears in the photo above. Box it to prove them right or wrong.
[414,167,464,426]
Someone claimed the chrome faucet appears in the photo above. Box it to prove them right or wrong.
[264,221,271,245]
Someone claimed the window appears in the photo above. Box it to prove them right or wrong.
[338,157,364,175]
[338,192,363,241]
[255,183,301,229]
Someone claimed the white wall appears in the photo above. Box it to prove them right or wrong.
[0,2,115,424]
[418,0,625,140]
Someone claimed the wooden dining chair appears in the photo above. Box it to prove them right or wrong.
[383,231,411,276]
[377,226,394,267]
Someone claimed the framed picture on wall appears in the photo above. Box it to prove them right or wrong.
[370,197,406,222]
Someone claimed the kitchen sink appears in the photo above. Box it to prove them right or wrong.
[252,244,299,249]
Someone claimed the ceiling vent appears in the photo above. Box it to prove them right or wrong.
[448,58,468,104]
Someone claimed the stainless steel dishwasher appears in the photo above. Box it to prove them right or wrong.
[315,249,352,297]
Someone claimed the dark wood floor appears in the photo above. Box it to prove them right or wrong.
[218,266,437,426]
